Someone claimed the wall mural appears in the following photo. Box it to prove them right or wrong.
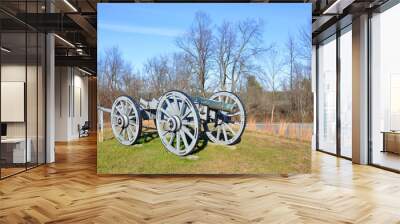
[97,3,312,174]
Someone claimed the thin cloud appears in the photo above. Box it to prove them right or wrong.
[99,23,184,37]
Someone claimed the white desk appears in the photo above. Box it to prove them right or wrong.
[1,138,31,163]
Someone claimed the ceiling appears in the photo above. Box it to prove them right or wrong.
[1,0,395,73]
[0,0,97,74]
[310,0,391,43]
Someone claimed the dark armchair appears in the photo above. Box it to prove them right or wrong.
[78,121,90,138]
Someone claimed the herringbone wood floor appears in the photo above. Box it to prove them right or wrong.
[1,135,400,224]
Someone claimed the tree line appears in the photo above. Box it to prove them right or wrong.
[98,11,313,123]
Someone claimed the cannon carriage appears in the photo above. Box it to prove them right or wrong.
[110,90,246,156]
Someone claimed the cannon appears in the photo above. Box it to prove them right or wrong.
[110,90,246,156]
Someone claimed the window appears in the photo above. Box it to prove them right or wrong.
[339,27,352,158]
[370,3,400,171]
[317,35,337,154]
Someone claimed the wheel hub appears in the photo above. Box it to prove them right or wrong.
[117,115,129,129]
[167,116,182,132]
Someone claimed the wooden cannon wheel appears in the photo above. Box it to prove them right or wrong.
[111,95,142,145]
[155,91,200,156]
[205,91,247,145]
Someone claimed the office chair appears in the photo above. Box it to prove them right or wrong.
[79,121,90,138]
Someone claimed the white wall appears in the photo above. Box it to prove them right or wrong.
[1,63,46,164]
[55,67,89,141]
[1,65,35,138]
[72,72,89,138]
[55,67,69,141]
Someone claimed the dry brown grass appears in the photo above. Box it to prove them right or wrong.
[247,119,312,142]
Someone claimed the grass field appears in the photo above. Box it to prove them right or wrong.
[97,129,311,174]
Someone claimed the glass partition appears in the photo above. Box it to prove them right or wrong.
[1,30,28,177]
[317,35,337,154]
[0,1,46,179]
[27,30,38,169]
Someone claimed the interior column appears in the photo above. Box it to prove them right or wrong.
[46,1,55,163]
[352,14,369,164]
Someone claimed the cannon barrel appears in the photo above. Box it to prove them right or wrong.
[192,96,235,113]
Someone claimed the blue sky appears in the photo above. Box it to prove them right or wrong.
[98,3,311,71]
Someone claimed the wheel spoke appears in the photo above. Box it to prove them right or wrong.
[120,128,126,140]
[222,125,228,141]
[227,111,241,117]
[122,101,126,114]
[180,131,189,149]
[123,101,130,114]
[126,126,133,140]
[165,98,175,114]
[182,109,192,120]
[230,121,241,125]
[225,123,236,136]
[173,95,180,114]
[176,132,181,150]
[120,101,125,113]
[216,126,221,141]
[182,126,195,141]
[182,120,195,126]
[158,120,168,130]
[160,108,171,118]
[210,123,218,132]
[161,130,169,136]
[180,102,187,116]
[126,106,133,116]
[128,126,136,139]
[116,104,124,115]
[112,116,118,126]
[168,132,175,145]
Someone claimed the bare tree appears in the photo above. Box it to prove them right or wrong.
[292,62,313,122]
[121,65,144,100]
[297,24,312,62]
[215,21,235,90]
[170,53,195,94]
[285,34,297,91]
[215,18,267,93]
[97,17,314,125]
[297,24,312,81]
[261,48,284,123]
[244,75,265,121]
[98,46,125,107]
[144,55,171,98]
[284,33,299,118]
[296,25,312,121]
[176,11,214,96]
